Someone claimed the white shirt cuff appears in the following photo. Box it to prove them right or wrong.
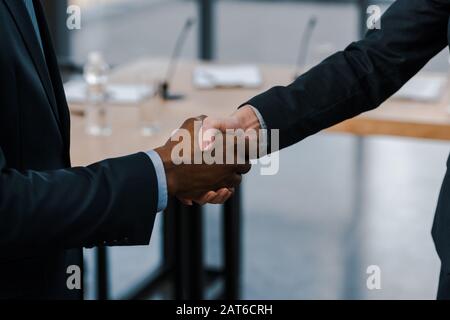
[250,106,267,130]
[144,150,168,212]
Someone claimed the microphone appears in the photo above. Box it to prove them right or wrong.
[160,17,196,100]
[294,16,317,79]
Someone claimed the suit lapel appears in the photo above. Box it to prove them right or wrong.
[3,0,60,125]
[33,0,71,154]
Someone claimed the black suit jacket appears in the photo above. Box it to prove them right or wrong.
[249,0,450,149]
[0,0,158,299]
[248,0,450,295]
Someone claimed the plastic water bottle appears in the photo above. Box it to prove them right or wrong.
[83,51,111,136]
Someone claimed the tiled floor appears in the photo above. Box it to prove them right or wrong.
[75,0,450,299]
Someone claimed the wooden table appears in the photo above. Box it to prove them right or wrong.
[69,58,450,300]
[71,60,450,166]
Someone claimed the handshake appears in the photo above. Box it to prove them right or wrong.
[155,105,264,205]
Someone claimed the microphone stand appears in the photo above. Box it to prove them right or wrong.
[159,18,196,100]
[294,16,317,80]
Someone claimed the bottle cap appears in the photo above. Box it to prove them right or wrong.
[88,51,104,65]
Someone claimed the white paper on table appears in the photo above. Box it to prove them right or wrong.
[64,80,154,105]
[193,65,262,89]
[393,74,447,102]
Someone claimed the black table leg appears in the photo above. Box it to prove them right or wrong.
[102,189,240,301]
[96,246,109,300]
[163,197,182,299]
[169,199,204,300]
[223,186,242,300]
[180,204,204,300]
[163,198,177,267]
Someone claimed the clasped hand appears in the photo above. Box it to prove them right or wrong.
[155,115,252,205]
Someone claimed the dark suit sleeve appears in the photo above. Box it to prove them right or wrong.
[247,0,450,149]
[0,149,159,250]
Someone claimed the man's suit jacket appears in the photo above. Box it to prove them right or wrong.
[0,0,159,299]
[247,0,450,297]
